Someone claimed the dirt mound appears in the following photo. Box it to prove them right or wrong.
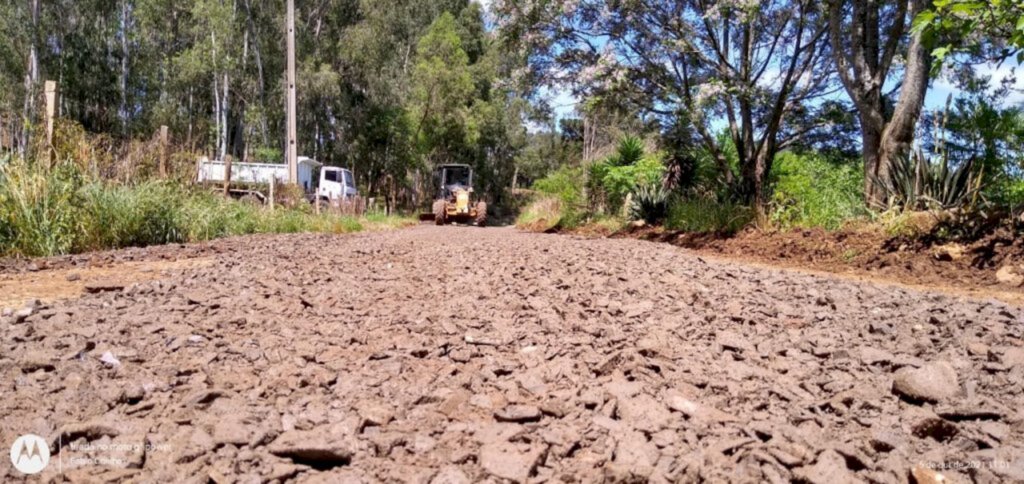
[1,227,1022,482]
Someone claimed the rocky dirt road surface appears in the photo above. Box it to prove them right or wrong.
[1,226,1022,483]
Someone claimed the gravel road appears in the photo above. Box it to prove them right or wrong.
[2,226,1022,483]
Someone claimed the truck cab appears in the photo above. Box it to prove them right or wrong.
[317,166,358,201]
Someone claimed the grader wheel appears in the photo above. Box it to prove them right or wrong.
[432,200,447,226]
[475,201,487,227]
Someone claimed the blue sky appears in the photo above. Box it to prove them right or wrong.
[479,1,1022,129]
[536,61,1022,125]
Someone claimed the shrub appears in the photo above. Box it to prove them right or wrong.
[531,166,586,227]
[666,198,754,234]
[769,151,867,230]
[533,165,585,207]
[606,135,645,167]
[986,176,1024,208]
[597,155,666,212]
[629,183,670,223]
[875,148,981,211]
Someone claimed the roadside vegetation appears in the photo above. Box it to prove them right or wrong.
[2,0,1023,270]
[0,158,411,257]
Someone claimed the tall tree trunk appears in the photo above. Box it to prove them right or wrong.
[221,72,229,159]
[187,86,194,148]
[212,73,220,157]
[21,0,39,157]
[830,0,930,207]
[877,21,931,194]
[120,0,130,135]
[211,29,220,158]
[242,0,268,146]
[860,113,884,203]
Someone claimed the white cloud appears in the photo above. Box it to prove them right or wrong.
[930,60,1024,107]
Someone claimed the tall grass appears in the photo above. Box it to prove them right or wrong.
[0,158,408,257]
[0,159,84,255]
[665,198,754,234]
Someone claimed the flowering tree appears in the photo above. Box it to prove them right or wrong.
[494,0,836,212]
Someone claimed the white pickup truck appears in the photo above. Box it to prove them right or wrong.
[196,156,358,203]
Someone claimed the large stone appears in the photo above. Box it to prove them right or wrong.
[665,393,738,424]
[716,330,754,353]
[20,351,56,372]
[859,346,894,365]
[494,405,542,423]
[792,450,859,484]
[212,418,264,446]
[892,361,959,403]
[617,394,673,433]
[268,430,354,467]
[479,442,545,483]
[173,428,215,464]
[998,347,1024,368]
[607,431,659,481]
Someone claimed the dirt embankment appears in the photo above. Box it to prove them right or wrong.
[613,225,1024,306]
[1,226,1022,482]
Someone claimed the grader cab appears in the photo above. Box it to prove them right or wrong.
[422,164,487,226]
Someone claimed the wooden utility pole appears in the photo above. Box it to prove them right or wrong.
[285,0,298,183]
[159,125,169,178]
[43,80,57,168]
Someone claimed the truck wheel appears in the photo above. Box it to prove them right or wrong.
[475,201,487,227]
[433,200,447,225]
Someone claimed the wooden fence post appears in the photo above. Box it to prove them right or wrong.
[269,175,275,210]
[223,155,232,196]
[44,80,57,168]
[159,125,169,178]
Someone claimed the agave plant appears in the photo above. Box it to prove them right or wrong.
[609,135,645,167]
[875,148,981,211]
[629,183,670,223]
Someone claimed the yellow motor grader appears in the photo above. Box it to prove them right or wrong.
[421,164,487,226]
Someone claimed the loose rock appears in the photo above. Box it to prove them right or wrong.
[892,361,959,403]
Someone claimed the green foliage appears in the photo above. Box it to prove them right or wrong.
[586,136,666,212]
[665,198,754,234]
[252,147,283,163]
[601,156,666,209]
[516,196,568,231]
[769,152,868,230]
[915,0,1024,65]
[876,149,981,211]
[78,182,186,250]
[607,135,645,166]
[628,183,670,224]
[0,159,84,256]
[0,158,408,257]
[987,177,1024,208]
[532,165,585,227]
[533,166,585,206]
[410,12,474,164]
